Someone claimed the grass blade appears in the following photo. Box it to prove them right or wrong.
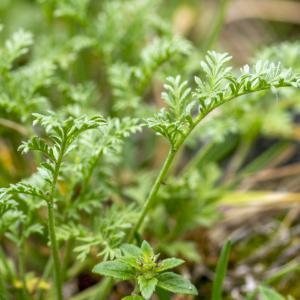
[211,240,232,300]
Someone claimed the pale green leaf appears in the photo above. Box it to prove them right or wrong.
[138,276,158,299]
[156,272,197,295]
[92,260,135,280]
[157,258,184,272]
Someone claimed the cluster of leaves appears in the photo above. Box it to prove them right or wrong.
[93,240,197,299]
[0,29,54,122]
[5,113,106,199]
[147,51,300,149]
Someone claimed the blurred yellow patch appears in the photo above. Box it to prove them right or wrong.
[0,141,16,175]
[13,274,50,293]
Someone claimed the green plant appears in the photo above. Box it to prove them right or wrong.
[1,113,106,299]
[130,52,300,239]
[1,1,300,300]
[93,240,197,299]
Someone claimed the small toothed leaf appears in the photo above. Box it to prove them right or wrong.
[92,260,135,280]
[157,258,184,272]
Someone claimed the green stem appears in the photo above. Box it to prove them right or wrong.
[127,85,288,241]
[47,201,63,300]
[63,238,75,280]
[127,147,178,241]
[88,84,294,300]
[46,140,66,300]
[18,236,29,299]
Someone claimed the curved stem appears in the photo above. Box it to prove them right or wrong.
[88,84,294,300]
[126,84,287,241]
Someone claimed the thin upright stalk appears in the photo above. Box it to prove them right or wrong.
[63,238,75,280]
[18,236,29,299]
[47,201,63,300]
[127,147,178,241]
[46,140,66,300]
[89,85,292,300]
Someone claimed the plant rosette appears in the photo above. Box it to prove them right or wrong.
[93,240,198,299]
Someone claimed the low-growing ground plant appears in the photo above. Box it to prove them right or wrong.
[1,1,300,300]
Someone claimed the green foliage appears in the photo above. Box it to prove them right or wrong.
[1,1,300,300]
[147,51,300,149]
[147,75,194,147]
[93,240,197,299]
[0,29,33,71]
[74,205,139,261]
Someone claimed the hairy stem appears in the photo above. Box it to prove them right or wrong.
[47,140,66,300]
[47,201,63,300]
